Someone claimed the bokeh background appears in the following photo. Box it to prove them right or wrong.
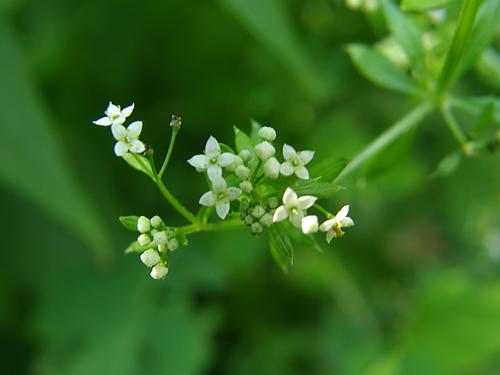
[1,0,499,374]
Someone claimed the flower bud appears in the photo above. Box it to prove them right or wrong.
[258,126,276,142]
[170,115,182,129]
[244,215,254,225]
[251,222,263,235]
[153,231,168,244]
[235,165,250,180]
[240,199,250,212]
[238,149,252,162]
[263,157,280,179]
[150,215,163,228]
[301,215,319,234]
[137,233,151,246]
[254,141,275,160]
[157,243,168,253]
[260,213,273,227]
[140,249,161,267]
[167,238,179,252]
[226,156,243,172]
[266,197,279,209]
[137,216,151,233]
[239,180,253,193]
[252,205,265,219]
[150,263,169,279]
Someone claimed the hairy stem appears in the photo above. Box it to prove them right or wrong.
[334,101,434,183]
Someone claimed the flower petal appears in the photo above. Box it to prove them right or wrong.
[326,230,336,244]
[211,176,227,193]
[216,202,230,219]
[282,187,297,207]
[301,215,318,234]
[279,161,294,176]
[111,124,127,140]
[282,144,296,161]
[127,121,143,138]
[340,217,354,228]
[218,152,236,167]
[336,205,350,221]
[205,136,220,157]
[105,102,121,117]
[187,154,208,169]
[289,210,304,228]
[319,219,335,232]
[93,116,112,126]
[114,141,128,157]
[207,165,222,181]
[227,187,241,200]
[199,191,216,206]
[129,139,145,153]
[295,166,309,180]
[121,103,135,117]
[272,206,288,222]
[297,150,314,165]
[297,195,317,210]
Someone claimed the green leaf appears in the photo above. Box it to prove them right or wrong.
[293,179,343,199]
[347,44,419,95]
[122,153,155,180]
[430,152,462,179]
[383,0,426,78]
[233,126,254,153]
[476,48,500,91]
[250,119,263,144]
[0,21,110,257]
[450,96,500,124]
[118,216,139,232]
[309,157,348,182]
[268,222,294,273]
[401,0,456,12]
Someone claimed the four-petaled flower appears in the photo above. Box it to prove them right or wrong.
[111,121,145,157]
[93,102,134,126]
[319,205,354,243]
[273,187,317,227]
[187,136,237,181]
[280,144,314,180]
[199,177,241,219]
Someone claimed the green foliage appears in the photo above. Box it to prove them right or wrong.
[122,153,156,180]
[268,222,294,272]
[119,215,139,231]
[401,0,456,12]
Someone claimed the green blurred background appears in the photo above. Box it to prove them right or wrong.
[1,0,499,374]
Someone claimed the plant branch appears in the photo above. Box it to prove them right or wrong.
[158,127,179,179]
[156,179,198,224]
[441,104,467,146]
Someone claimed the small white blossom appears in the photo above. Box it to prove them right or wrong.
[254,141,275,161]
[137,216,151,233]
[167,238,179,252]
[150,215,163,228]
[187,136,237,180]
[238,149,252,162]
[157,244,168,253]
[280,144,314,180]
[111,121,145,157]
[273,187,317,227]
[301,215,319,234]
[150,263,168,279]
[153,231,168,245]
[239,180,253,193]
[258,126,277,142]
[199,177,241,219]
[263,157,280,179]
[93,102,135,126]
[137,233,151,246]
[140,249,161,267]
[319,205,355,243]
[235,165,250,180]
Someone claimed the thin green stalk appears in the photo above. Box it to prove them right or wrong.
[441,105,467,146]
[179,219,244,235]
[435,0,481,101]
[156,179,198,224]
[314,204,331,218]
[158,127,179,179]
[334,101,434,183]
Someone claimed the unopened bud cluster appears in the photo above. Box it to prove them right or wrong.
[240,197,279,235]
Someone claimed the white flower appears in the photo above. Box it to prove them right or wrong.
[150,263,169,279]
[140,249,161,267]
[273,187,317,227]
[93,102,134,126]
[137,216,151,233]
[301,215,319,234]
[167,238,179,251]
[239,180,253,193]
[263,157,280,179]
[199,177,241,219]
[187,136,237,180]
[319,205,355,243]
[258,126,277,142]
[111,121,145,157]
[254,141,275,161]
[153,231,168,245]
[280,144,314,180]
[137,234,151,246]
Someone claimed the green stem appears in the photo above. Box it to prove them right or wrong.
[158,127,179,179]
[314,204,331,218]
[441,105,467,146]
[179,219,244,235]
[156,179,198,224]
[334,101,434,183]
[435,0,481,101]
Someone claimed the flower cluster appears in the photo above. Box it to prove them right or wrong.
[93,102,146,157]
[240,197,279,235]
